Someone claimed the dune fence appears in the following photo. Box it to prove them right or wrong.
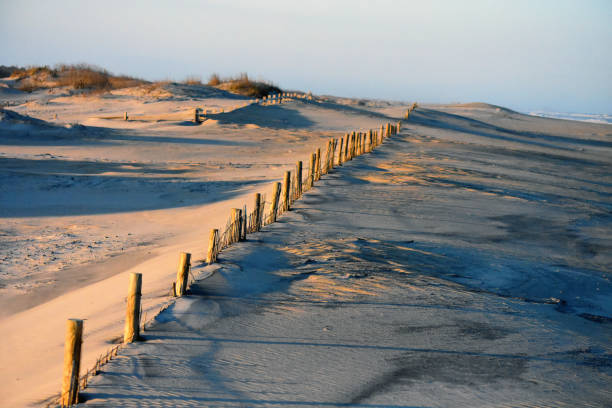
[108,91,313,123]
[51,102,418,407]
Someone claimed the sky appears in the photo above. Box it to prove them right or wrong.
[1,0,611,114]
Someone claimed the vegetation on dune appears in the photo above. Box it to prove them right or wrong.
[0,64,147,93]
[0,64,282,98]
[182,76,203,86]
[0,65,22,78]
[207,73,281,98]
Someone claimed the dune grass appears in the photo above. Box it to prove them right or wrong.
[5,64,147,93]
[2,64,282,98]
[182,76,203,86]
[208,73,281,98]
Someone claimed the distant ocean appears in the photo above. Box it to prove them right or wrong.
[528,111,612,125]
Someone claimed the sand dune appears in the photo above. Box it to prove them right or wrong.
[1,80,610,406]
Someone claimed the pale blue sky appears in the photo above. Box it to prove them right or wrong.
[1,0,610,113]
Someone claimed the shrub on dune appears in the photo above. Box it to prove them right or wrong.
[207,72,281,98]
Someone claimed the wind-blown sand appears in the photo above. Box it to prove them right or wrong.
[0,82,391,407]
[78,104,611,407]
[1,81,611,406]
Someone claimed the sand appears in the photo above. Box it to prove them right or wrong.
[1,81,611,407]
[0,82,388,407]
[78,104,611,407]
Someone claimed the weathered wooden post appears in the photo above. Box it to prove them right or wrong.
[309,153,316,188]
[124,272,142,344]
[347,133,352,159]
[282,171,291,212]
[338,138,344,166]
[322,140,330,174]
[315,148,321,181]
[175,252,191,297]
[296,161,303,198]
[322,142,329,174]
[270,182,281,222]
[360,133,364,155]
[346,134,352,161]
[194,108,200,123]
[331,139,337,169]
[241,205,247,240]
[231,208,242,243]
[253,194,262,231]
[380,125,385,143]
[397,121,401,133]
[346,132,352,160]
[206,229,219,263]
[124,112,128,121]
[61,319,83,407]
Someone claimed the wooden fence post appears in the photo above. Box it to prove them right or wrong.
[397,121,401,132]
[346,133,351,161]
[338,137,344,165]
[361,132,368,154]
[322,142,329,174]
[309,153,316,188]
[242,205,247,240]
[360,132,364,155]
[314,148,321,181]
[282,171,291,212]
[124,112,128,121]
[346,132,352,160]
[270,182,281,223]
[206,229,219,263]
[61,319,83,407]
[332,139,337,169]
[175,252,191,297]
[296,161,303,198]
[253,194,262,231]
[124,272,142,344]
[231,208,242,243]
[194,108,201,123]
[323,140,330,174]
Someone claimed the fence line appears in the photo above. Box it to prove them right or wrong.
[52,98,418,407]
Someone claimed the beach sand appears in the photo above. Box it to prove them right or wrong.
[1,82,610,406]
